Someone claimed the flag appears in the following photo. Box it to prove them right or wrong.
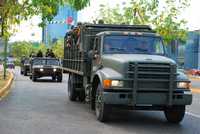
[66,16,73,25]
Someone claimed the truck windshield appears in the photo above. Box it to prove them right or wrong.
[103,35,164,55]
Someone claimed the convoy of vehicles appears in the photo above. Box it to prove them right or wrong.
[29,58,63,82]
[63,24,192,123]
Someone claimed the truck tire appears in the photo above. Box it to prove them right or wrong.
[68,74,77,101]
[164,106,185,123]
[95,84,110,122]
[79,91,85,102]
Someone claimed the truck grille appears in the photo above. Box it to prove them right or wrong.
[127,62,176,91]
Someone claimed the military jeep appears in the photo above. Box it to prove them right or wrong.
[30,58,62,82]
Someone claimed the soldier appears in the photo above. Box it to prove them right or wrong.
[45,49,50,57]
[37,50,43,57]
[49,49,55,58]
[66,31,73,48]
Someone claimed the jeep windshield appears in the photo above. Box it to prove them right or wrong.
[33,59,60,66]
[103,35,165,55]
[33,59,46,65]
[46,59,60,66]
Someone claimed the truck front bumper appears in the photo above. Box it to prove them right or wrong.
[103,90,192,106]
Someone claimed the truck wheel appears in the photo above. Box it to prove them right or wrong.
[95,84,110,122]
[68,74,77,101]
[164,106,185,123]
[79,91,85,102]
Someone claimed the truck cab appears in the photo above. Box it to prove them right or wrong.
[63,24,192,123]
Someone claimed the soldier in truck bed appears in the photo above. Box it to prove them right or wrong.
[65,23,82,48]
[45,49,55,58]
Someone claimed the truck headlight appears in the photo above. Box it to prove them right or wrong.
[177,82,191,89]
[53,68,57,72]
[40,68,44,72]
[103,80,124,88]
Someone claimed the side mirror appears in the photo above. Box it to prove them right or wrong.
[88,50,98,60]
[88,50,94,59]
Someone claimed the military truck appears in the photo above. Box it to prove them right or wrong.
[30,58,62,82]
[63,24,192,123]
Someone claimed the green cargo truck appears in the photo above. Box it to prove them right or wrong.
[63,24,192,123]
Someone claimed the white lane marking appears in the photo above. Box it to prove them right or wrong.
[186,112,200,119]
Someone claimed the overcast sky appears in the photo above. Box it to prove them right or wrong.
[10,0,200,42]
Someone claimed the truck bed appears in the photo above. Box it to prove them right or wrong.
[63,24,154,75]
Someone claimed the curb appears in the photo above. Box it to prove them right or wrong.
[0,72,14,100]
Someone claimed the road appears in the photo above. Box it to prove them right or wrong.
[0,68,200,134]
[191,80,200,89]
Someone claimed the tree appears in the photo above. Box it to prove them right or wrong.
[52,39,64,59]
[97,0,190,44]
[11,42,33,58]
[0,0,90,79]
[38,43,47,54]
[66,0,90,10]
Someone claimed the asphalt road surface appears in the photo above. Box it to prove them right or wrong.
[0,68,200,134]
[191,80,200,89]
